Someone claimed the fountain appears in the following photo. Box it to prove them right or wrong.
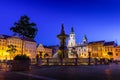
[56,24,69,59]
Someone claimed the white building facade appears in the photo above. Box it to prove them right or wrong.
[67,27,89,58]
[76,35,88,58]
[67,27,77,58]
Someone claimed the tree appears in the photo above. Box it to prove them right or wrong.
[6,45,17,60]
[10,15,38,54]
[44,53,49,58]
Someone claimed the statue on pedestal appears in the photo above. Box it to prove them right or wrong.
[57,24,69,58]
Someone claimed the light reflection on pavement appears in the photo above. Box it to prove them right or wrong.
[0,63,120,80]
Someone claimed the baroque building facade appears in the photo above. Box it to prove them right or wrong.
[114,46,120,60]
[67,28,119,60]
[0,34,37,60]
[67,27,88,58]
[76,35,88,58]
[67,27,77,58]
[37,44,52,58]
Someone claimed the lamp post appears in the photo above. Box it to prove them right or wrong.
[88,48,91,65]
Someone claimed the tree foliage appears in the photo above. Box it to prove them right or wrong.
[44,53,49,58]
[14,54,30,60]
[6,45,17,59]
[10,15,38,39]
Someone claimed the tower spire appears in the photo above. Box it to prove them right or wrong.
[83,34,88,44]
[71,27,74,34]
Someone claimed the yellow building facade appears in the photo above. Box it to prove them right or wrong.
[88,40,104,58]
[114,46,120,60]
[88,40,117,60]
[37,44,52,58]
[102,41,115,59]
[0,34,37,60]
[0,35,9,60]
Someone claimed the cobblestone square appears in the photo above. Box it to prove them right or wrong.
[1,64,120,80]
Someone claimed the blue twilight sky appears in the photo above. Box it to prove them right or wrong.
[0,0,120,45]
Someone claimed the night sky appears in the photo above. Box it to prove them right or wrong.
[0,0,120,45]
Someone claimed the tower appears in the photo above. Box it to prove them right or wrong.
[83,34,88,44]
[68,27,76,47]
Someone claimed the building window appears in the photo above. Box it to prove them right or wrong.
[116,53,118,56]
[82,53,83,55]
[2,47,4,50]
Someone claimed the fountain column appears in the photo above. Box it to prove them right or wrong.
[57,24,69,58]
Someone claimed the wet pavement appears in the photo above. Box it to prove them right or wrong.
[0,71,42,80]
[25,64,120,80]
[0,64,120,80]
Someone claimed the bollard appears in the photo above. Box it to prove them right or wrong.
[46,58,49,66]
[75,58,78,66]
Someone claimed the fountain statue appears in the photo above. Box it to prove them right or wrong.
[57,24,69,58]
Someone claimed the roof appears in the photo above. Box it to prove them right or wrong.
[22,37,36,42]
[76,44,87,47]
[0,34,10,39]
[103,41,115,46]
[115,45,120,48]
[0,34,36,42]
[48,45,59,48]
[88,40,105,44]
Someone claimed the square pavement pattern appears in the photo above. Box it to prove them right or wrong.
[0,64,120,80]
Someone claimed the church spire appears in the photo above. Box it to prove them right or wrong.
[83,34,88,44]
[71,27,74,34]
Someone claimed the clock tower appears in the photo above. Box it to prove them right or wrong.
[68,27,76,47]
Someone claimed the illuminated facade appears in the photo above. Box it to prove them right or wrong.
[37,44,52,58]
[114,46,120,60]
[68,27,76,47]
[102,41,116,59]
[23,38,37,60]
[67,27,89,58]
[76,35,88,58]
[0,34,37,60]
[67,26,119,60]
[68,27,77,58]
[88,40,105,58]
[76,44,88,58]
[0,35,9,60]
[44,47,52,58]
[88,41,117,60]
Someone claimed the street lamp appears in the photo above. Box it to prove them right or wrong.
[88,48,91,65]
